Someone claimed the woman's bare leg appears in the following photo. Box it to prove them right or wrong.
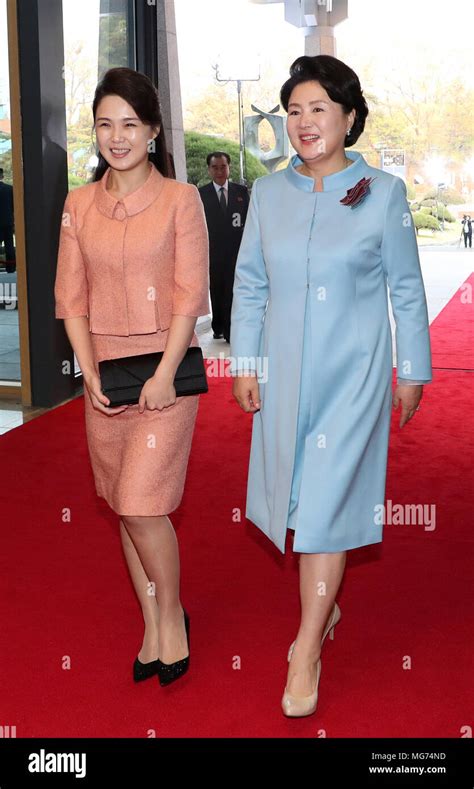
[286,551,346,697]
[119,518,160,662]
[120,514,188,664]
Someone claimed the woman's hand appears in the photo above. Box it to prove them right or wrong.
[83,371,129,416]
[393,384,423,428]
[138,370,176,413]
[233,373,261,413]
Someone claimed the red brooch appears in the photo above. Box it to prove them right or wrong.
[340,176,376,208]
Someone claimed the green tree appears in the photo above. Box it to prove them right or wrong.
[185,131,268,187]
[413,211,440,234]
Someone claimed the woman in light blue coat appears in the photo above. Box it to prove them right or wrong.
[230,55,432,718]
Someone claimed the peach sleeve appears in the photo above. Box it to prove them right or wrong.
[54,192,89,319]
[172,185,210,318]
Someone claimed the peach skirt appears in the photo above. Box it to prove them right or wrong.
[84,329,200,516]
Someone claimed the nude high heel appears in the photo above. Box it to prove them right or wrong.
[281,601,341,718]
[281,658,322,718]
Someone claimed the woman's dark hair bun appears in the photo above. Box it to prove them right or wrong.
[280,54,368,146]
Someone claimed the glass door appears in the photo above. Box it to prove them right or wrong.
[62,0,136,376]
[0,0,20,386]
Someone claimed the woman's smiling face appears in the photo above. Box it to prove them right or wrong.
[286,80,355,164]
[94,94,159,171]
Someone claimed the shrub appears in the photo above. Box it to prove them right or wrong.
[184,131,268,187]
[413,211,440,232]
[431,205,455,222]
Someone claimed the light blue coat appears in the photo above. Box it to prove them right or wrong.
[230,150,432,554]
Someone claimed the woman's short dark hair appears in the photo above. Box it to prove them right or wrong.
[91,67,171,181]
[280,55,368,146]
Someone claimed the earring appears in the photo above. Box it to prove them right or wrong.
[346,128,352,136]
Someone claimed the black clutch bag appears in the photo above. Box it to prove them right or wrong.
[98,346,208,407]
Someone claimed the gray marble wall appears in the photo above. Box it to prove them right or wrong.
[157,0,187,182]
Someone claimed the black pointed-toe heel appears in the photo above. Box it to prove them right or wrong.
[156,609,190,687]
[133,655,160,683]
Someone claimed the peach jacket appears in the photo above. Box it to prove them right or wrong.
[54,163,210,335]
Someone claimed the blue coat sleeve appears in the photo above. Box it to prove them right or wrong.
[229,178,269,375]
[381,176,432,382]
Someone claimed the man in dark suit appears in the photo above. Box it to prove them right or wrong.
[198,152,249,342]
[462,214,472,248]
[0,168,15,273]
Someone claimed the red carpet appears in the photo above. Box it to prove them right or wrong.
[1,274,473,738]
[429,271,474,370]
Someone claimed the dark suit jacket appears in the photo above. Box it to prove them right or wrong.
[198,181,249,266]
[0,181,14,225]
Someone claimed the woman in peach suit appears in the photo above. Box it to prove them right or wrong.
[54,68,210,686]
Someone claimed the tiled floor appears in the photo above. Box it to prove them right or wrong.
[0,246,472,435]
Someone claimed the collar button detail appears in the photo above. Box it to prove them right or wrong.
[94,163,165,219]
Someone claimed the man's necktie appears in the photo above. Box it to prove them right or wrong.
[219,186,227,213]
